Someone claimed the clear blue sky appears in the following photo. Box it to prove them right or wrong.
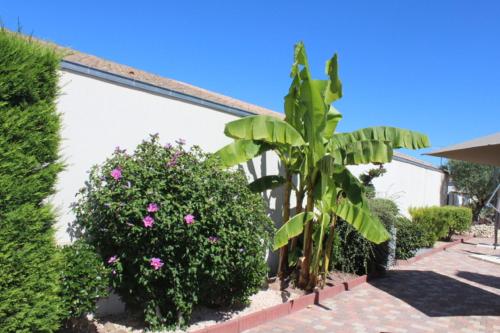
[2,1,499,164]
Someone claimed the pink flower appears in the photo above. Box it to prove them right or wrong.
[208,236,219,244]
[164,143,172,149]
[147,203,159,213]
[184,214,195,225]
[108,255,118,264]
[166,159,177,168]
[143,216,155,228]
[111,167,122,181]
[150,257,164,270]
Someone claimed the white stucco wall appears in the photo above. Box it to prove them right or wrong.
[348,161,446,217]
[53,70,282,245]
[53,69,446,248]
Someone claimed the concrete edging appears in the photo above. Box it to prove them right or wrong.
[192,237,468,333]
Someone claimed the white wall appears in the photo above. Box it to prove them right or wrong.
[53,70,282,245]
[348,161,446,217]
[54,69,446,248]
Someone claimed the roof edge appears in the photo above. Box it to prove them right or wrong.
[61,60,263,118]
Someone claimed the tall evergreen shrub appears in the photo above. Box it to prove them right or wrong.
[0,29,63,332]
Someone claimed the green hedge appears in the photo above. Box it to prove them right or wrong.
[0,30,63,332]
[409,206,472,247]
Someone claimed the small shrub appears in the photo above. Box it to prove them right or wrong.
[409,206,473,246]
[59,241,110,324]
[332,198,400,274]
[394,216,426,260]
[72,135,273,330]
[332,219,373,275]
[447,207,473,238]
[369,198,398,270]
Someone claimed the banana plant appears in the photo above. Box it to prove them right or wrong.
[214,42,430,289]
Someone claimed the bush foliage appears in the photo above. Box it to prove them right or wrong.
[394,216,426,260]
[72,135,273,329]
[59,241,110,322]
[332,198,398,275]
[410,206,472,247]
[0,30,63,332]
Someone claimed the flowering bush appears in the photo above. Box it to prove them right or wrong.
[72,135,273,329]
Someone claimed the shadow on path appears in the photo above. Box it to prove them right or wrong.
[370,270,500,317]
[456,271,500,290]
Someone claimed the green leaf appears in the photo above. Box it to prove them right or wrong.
[331,167,365,205]
[332,127,431,150]
[332,200,390,244]
[329,140,394,165]
[214,139,270,168]
[323,106,342,140]
[273,212,315,250]
[324,53,342,105]
[248,175,287,192]
[311,212,331,274]
[224,115,305,147]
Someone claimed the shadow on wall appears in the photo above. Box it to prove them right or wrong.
[370,270,500,317]
[245,152,286,276]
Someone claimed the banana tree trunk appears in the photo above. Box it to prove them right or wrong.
[321,215,337,287]
[289,188,305,254]
[298,186,315,289]
[277,171,293,280]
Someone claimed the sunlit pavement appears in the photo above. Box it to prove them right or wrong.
[246,238,500,333]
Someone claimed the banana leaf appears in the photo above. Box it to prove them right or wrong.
[273,212,315,250]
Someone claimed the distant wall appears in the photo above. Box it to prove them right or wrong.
[53,66,446,251]
[348,159,447,217]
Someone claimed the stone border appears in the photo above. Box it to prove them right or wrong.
[395,238,468,267]
[192,238,468,333]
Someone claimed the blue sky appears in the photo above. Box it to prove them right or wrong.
[1,1,499,164]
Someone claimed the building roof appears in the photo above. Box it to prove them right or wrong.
[63,51,281,118]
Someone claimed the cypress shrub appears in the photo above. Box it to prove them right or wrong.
[0,29,63,332]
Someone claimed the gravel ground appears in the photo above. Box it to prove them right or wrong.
[89,288,301,333]
[80,270,358,333]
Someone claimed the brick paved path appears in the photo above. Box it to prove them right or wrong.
[246,239,500,333]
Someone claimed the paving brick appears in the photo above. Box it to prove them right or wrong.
[245,238,500,333]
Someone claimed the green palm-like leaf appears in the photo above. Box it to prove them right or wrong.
[332,127,431,150]
[214,139,270,168]
[331,167,365,205]
[311,212,331,274]
[324,53,342,105]
[224,115,305,147]
[273,212,315,250]
[248,175,287,192]
[332,200,390,244]
[324,106,342,140]
[329,140,394,165]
